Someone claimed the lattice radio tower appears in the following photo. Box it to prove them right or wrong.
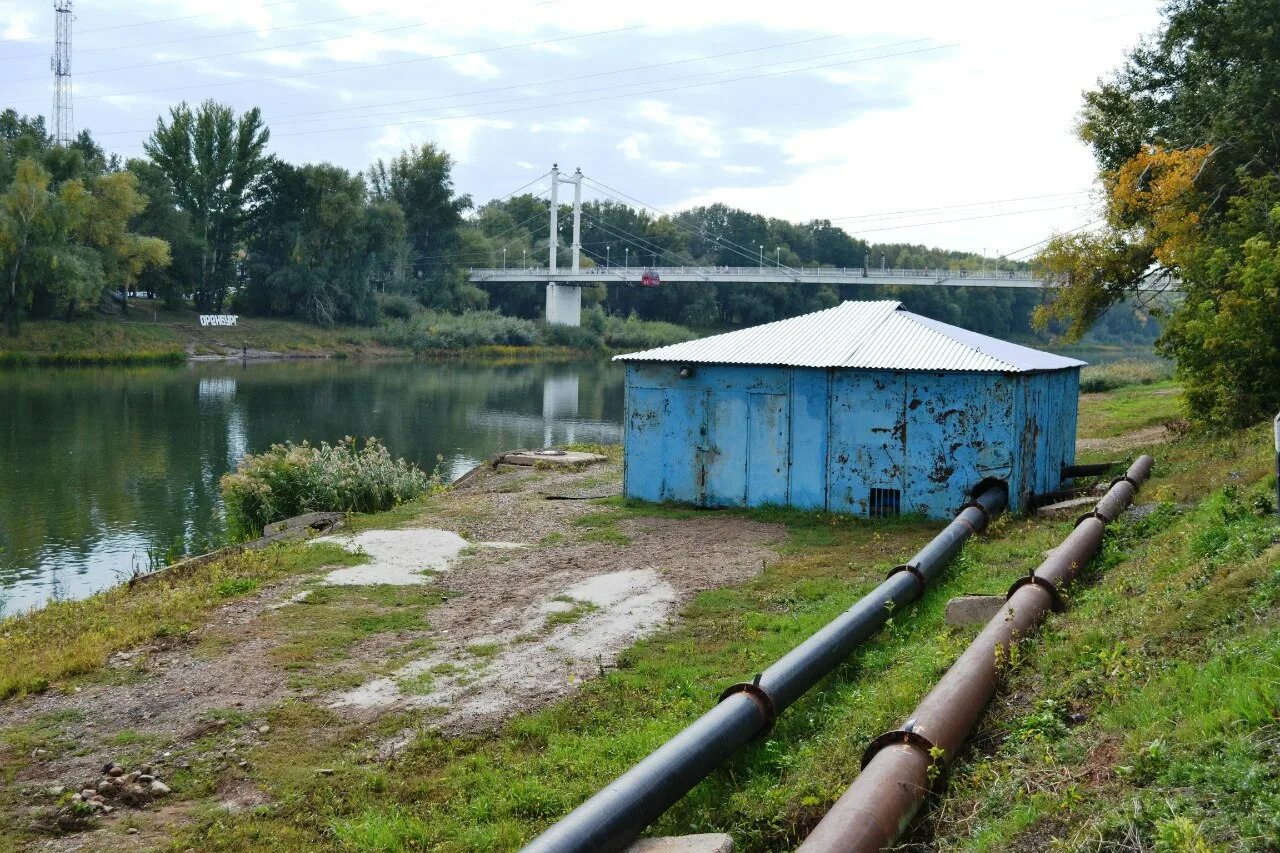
[51,0,74,146]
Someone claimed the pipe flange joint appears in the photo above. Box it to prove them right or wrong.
[1007,573,1066,613]
[1074,510,1107,528]
[861,727,939,770]
[886,563,926,600]
[718,681,777,734]
[1110,474,1139,489]
[958,498,990,527]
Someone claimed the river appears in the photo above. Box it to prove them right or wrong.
[0,359,623,615]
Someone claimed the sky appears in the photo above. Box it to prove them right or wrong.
[0,0,1165,258]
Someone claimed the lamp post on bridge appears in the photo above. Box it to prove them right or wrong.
[503,247,507,269]
[775,246,780,267]
[758,243,763,271]
[625,247,629,271]
[606,245,611,268]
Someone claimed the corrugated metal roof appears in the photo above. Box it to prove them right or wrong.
[614,300,1086,373]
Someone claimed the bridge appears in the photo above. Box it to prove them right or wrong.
[474,165,1172,326]
[469,266,1046,289]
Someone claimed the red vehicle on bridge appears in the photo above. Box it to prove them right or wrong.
[640,268,661,288]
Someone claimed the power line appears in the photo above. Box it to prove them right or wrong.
[1004,219,1105,259]
[90,34,896,137]
[2,0,305,43]
[7,24,646,104]
[1,0,535,60]
[272,41,962,137]
[826,191,1090,223]
[847,203,1091,235]
[259,34,846,125]
[264,39,929,131]
[3,1,563,83]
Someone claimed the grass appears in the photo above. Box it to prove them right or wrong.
[1078,358,1173,393]
[0,541,364,699]
[1077,379,1184,438]
[264,583,442,690]
[0,300,692,366]
[153,400,1276,852]
[1,383,1275,852]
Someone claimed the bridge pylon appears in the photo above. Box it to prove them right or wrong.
[546,164,584,326]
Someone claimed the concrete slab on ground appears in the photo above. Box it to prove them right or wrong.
[1035,495,1100,518]
[501,449,607,467]
[626,834,734,853]
[945,595,1008,627]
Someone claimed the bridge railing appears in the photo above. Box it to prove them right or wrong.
[468,266,1037,280]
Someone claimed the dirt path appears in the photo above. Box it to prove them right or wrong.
[0,459,785,847]
[1077,423,1174,454]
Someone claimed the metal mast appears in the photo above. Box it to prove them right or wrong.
[51,0,73,146]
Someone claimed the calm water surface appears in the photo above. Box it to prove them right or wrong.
[1,359,623,614]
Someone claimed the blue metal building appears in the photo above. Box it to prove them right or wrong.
[615,300,1084,519]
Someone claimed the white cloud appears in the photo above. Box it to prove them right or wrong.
[636,100,721,158]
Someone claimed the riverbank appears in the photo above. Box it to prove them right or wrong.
[0,302,696,366]
[1,384,1276,852]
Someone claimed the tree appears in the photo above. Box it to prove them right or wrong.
[368,143,479,310]
[1034,0,1280,427]
[242,161,402,325]
[144,100,269,311]
[127,158,201,308]
[0,159,53,333]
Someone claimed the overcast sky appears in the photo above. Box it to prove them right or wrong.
[1,0,1164,256]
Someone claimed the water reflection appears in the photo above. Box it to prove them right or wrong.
[0,359,623,613]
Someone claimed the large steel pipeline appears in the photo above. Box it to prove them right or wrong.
[797,455,1154,853]
[520,484,1009,853]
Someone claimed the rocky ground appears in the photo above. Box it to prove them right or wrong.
[0,456,785,850]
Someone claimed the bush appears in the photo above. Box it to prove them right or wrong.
[374,311,539,351]
[1079,359,1173,393]
[376,292,418,320]
[602,314,694,350]
[220,437,437,538]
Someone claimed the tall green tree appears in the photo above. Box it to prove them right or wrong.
[242,161,403,325]
[144,100,269,312]
[368,143,480,310]
[1035,0,1280,427]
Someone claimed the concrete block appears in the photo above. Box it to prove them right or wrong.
[500,449,607,467]
[1035,495,1100,518]
[945,595,1007,627]
[625,834,734,853]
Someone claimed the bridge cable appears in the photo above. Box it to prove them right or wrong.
[583,177,795,271]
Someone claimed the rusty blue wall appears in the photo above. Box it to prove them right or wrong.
[622,362,1078,518]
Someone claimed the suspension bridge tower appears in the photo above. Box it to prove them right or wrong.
[546,164,584,325]
[51,0,74,146]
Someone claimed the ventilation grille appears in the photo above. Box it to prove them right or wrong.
[869,487,901,518]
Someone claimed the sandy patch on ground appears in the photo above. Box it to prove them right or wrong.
[336,568,677,725]
[330,513,784,735]
[313,528,469,585]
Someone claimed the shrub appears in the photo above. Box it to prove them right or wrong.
[374,311,539,351]
[220,437,437,538]
[376,292,418,320]
[602,314,694,350]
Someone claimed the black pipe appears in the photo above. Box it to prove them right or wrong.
[1061,460,1121,478]
[519,484,1008,853]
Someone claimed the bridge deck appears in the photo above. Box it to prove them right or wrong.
[468,266,1174,291]
[470,266,1047,288]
